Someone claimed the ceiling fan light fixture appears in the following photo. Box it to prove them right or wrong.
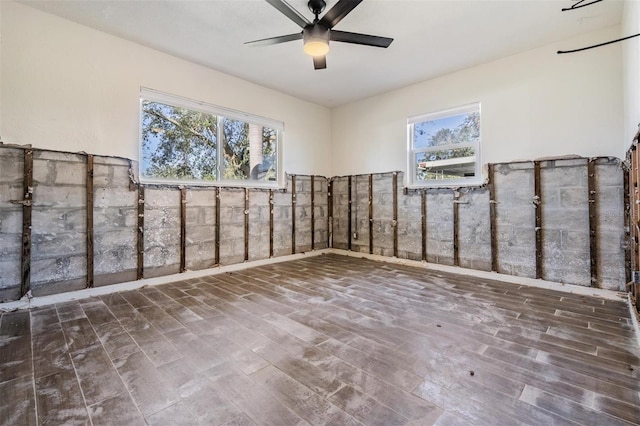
[303,25,330,57]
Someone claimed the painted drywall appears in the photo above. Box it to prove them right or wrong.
[330,26,623,179]
[0,1,331,177]
[623,0,640,147]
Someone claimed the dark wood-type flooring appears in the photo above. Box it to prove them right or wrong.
[1,254,639,425]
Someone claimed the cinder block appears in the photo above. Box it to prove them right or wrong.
[0,149,24,184]
[54,161,86,186]
[0,183,24,205]
[146,188,180,208]
[94,187,137,209]
[31,255,86,284]
[34,185,85,207]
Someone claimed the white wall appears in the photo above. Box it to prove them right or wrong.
[331,26,623,178]
[0,1,331,177]
[623,0,640,147]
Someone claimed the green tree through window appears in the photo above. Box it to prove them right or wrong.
[140,92,281,186]
[408,104,481,186]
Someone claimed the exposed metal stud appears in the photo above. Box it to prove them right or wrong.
[137,185,145,280]
[244,187,250,262]
[311,176,315,251]
[86,154,94,288]
[421,189,427,261]
[215,187,221,265]
[488,163,498,272]
[180,187,187,273]
[623,159,631,284]
[292,175,296,254]
[393,172,398,257]
[20,149,34,297]
[369,174,373,254]
[269,189,274,258]
[453,190,460,267]
[587,159,598,287]
[348,175,353,251]
[328,179,333,248]
[534,161,543,279]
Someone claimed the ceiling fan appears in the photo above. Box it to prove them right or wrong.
[245,0,393,70]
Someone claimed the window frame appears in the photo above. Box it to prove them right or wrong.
[406,102,483,188]
[139,87,285,188]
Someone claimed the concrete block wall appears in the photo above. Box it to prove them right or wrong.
[294,176,312,253]
[0,148,24,301]
[397,173,423,261]
[457,187,492,271]
[331,176,349,251]
[350,174,371,254]
[185,189,217,271]
[144,188,181,277]
[0,145,329,302]
[493,162,537,278]
[94,156,137,286]
[273,178,293,258]
[313,177,329,250]
[540,159,590,285]
[426,189,455,266]
[248,190,270,262]
[331,158,626,290]
[371,173,396,258]
[31,151,87,296]
[0,143,626,300]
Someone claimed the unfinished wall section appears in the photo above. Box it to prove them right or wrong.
[93,156,137,286]
[273,176,293,257]
[331,176,350,251]
[293,175,312,253]
[248,189,270,262]
[31,151,87,296]
[185,189,216,271]
[331,159,626,291]
[0,145,330,302]
[313,176,329,250]
[0,148,24,301]
[457,187,492,271]
[397,183,422,262]
[493,163,537,278]
[350,175,371,254]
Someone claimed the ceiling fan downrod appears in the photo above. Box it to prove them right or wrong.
[308,0,326,21]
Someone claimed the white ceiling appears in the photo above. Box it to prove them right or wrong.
[19,0,623,107]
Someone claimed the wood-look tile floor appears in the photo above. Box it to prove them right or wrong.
[1,254,639,425]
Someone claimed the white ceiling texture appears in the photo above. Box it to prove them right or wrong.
[19,0,624,107]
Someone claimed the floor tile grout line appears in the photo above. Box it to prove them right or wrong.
[28,311,38,426]
[55,304,95,426]
[79,300,147,423]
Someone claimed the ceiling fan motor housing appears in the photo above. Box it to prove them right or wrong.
[303,24,330,56]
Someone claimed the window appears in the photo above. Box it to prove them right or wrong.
[140,88,283,187]
[407,103,481,187]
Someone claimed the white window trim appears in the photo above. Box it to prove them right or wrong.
[139,87,285,188]
[406,102,483,188]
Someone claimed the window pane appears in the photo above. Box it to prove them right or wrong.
[414,111,479,149]
[222,118,278,182]
[221,117,249,180]
[141,100,217,180]
[415,148,476,181]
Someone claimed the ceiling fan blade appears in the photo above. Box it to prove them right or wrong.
[245,33,302,47]
[330,30,393,48]
[265,0,311,28]
[318,0,363,28]
[313,56,327,70]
